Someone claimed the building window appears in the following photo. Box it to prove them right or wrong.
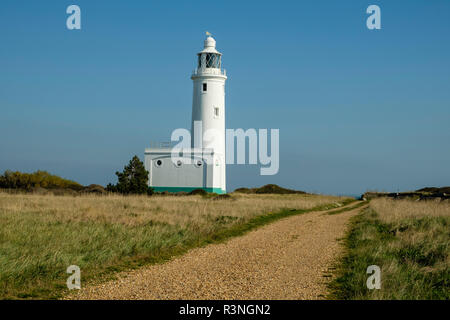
[214,107,219,118]
[203,83,207,92]
[195,160,203,168]
[155,159,162,167]
[175,160,182,167]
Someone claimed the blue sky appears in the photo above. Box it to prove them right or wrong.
[1,0,449,195]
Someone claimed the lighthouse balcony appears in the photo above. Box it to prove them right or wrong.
[192,68,226,77]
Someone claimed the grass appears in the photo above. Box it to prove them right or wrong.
[0,191,352,299]
[329,198,450,300]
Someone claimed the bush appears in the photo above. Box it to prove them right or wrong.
[189,189,208,196]
[0,170,83,191]
[82,184,106,194]
[211,194,233,201]
[107,156,154,195]
[234,184,306,194]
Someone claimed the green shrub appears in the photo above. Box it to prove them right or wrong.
[0,170,83,191]
[107,156,154,195]
[189,189,208,196]
[234,184,306,194]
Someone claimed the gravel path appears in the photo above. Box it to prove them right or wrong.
[68,203,365,300]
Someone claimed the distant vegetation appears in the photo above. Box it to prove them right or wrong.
[0,170,83,191]
[362,186,450,201]
[416,186,450,194]
[234,184,307,195]
[331,198,449,299]
[0,155,154,196]
[0,170,107,196]
[0,165,308,199]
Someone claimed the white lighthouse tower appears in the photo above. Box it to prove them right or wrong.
[191,34,227,193]
[144,34,227,194]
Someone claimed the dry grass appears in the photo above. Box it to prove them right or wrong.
[331,198,449,300]
[0,191,347,299]
[371,198,450,223]
[0,192,342,228]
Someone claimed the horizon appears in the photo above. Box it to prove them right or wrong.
[1,0,449,195]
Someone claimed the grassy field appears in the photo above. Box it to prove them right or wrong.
[0,191,350,299]
[330,198,450,299]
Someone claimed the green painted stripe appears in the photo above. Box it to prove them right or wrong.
[152,186,226,194]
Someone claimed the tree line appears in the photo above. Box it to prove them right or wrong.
[1,156,153,195]
[0,170,83,191]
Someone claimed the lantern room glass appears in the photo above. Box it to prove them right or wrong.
[198,53,221,69]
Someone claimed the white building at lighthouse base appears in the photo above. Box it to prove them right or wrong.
[144,147,226,194]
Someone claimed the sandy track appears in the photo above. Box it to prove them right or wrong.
[68,203,364,300]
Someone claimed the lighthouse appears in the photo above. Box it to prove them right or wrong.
[144,34,228,194]
[191,34,227,193]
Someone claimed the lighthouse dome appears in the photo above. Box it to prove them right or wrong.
[199,36,221,54]
[204,36,216,48]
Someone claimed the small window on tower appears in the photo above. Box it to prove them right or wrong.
[203,83,207,92]
[214,107,219,118]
